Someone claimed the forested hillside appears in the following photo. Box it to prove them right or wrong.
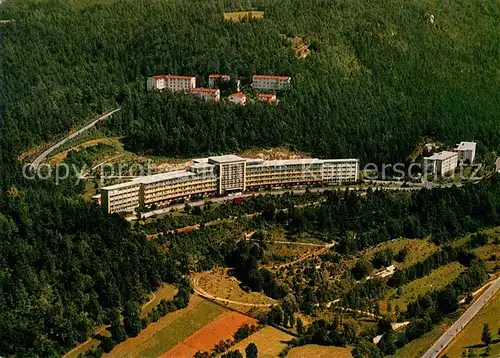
[0,0,499,356]
[0,0,499,164]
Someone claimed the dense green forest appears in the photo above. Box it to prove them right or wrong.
[0,0,499,356]
[1,0,499,165]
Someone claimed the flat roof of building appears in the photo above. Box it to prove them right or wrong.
[140,170,195,184]
[190,87,219,93]
[261,158,324,166]
[246,158,265,166]
[208,154,246,164]
[456,141,477,151]
[189,162,215,169]
[152,74,195,80]
[193,158,209,164]
[101,180,142,191]
[253,75,290,80]
[209,74,230,79]
[323,158,359,163]
[425,151,458,161]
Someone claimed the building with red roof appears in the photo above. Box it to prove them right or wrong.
[147,74,196,92]
[190,87,220,101]
[228,92,247,105]
[208,74,231,88]
[257,93,277,104]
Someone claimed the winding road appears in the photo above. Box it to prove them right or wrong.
[192,241,334,307]
[421,276,500,358]
[30,108,121,170]
[192,275,275,307]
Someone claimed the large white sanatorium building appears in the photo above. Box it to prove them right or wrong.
[101,156,359,213]
[147,75,196,92]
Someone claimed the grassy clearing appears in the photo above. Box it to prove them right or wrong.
[287,344,352,358]
[195,268,275,305]
[222,11,264,22]
[389,321,453,358]
[381,262,465,312]
[442,289,500,357]
[107,295,227,358]
[227,326,293,358]
[364,238,439,269]
[264,242,318,265]
[474,244,499,271]
[141,285,178,316]
[49,136,123,164]
[164,312,257,357]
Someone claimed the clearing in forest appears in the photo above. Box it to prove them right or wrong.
[287,344,352,358]
[107,295,227,358]
[195,268,275,305]
[363,238,439,269]
[381,261,465,313]
[163,311,257,357]
[227,326,293,358]
[223,11,264,22]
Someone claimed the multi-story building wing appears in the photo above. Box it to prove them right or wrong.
[246,158,324,188]
[100,155,359,213]
[141,169,217,206]
[147,75,196,92]
[323,159,359,184]
[424,151,459,175]
[101,181,142,213]
[208,155,247,194]
[190,88,220,101]
[454,141,477,164]
[252,75,291,90]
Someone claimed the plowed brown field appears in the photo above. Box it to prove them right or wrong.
[162,311,257,357]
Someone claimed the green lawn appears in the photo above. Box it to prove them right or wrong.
[442,289,500,357]
[389,321,453,358]
[382,262,465,313]
[364,238,439,270]
[107,296,227,358]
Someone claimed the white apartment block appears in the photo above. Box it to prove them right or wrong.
[208,74,230,88]
[252,75,291,90]
[455,141,476,164]
[190,88,220,101]
[101,181,142,214]
[246,158,323,188]
[323,159,360,184]
[147,75,196,92]
[228,92,247,105]
[424,151,459,176]
[208,155,247,194]
[100,155,359,213]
